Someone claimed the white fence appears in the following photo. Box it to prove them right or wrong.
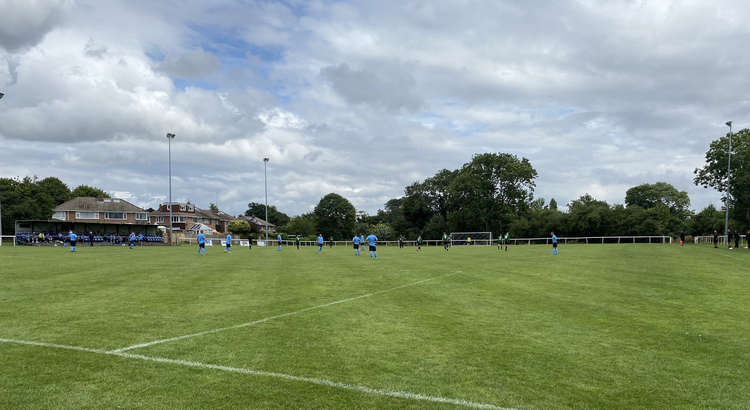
[694,235,748,246]
[0,235,17,246]
[276,235,674,247]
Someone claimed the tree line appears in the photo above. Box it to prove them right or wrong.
[273,129,749,240]
[2,129,745,239]
[0,176,110,234]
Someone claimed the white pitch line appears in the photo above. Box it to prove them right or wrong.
[0,337,511,410]
[110,271,462,353]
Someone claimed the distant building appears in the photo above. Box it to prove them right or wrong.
[52,197,150,225]
[236,215,276,234]
[149,202,233,233]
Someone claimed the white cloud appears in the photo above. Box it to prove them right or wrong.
[1,0,744,218]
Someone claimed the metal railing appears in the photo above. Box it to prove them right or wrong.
[184,236,673,247]
[0,235,17,246]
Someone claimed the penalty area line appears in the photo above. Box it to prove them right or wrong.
[0,337,511,410]
[110,271,463,353]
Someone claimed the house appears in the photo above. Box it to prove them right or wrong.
[236,215,276,233]
[52,197,150,225]
[149,202,233,233]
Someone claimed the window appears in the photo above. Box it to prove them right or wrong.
[156,216,164,223]
[105,212,126,220]
[75,212,99,219]
[52,211,67,221]
[179,204,186,211]
[171,216,185,223]
[136,213,148,221]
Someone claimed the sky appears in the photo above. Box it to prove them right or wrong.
[1,0,747,217]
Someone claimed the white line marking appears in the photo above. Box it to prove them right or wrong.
[111,271,462,353]
[0,337,511,410]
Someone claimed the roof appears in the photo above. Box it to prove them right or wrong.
[196,208,233,221]
[188,223,215,233]
[239,215,276,227]
[55,197,145,213]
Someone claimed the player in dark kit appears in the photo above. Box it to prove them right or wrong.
[295,235,300,250]
[416,234,423,251]
[442,232,450,251]
[679,231,685,246]
[713,230,719,248]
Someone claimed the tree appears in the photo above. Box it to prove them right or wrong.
[314,193,356,239]
[0,176,73,234]
[689,204,724,236]
[625,182,690,213]
[447,153,537,233]
[370,222,395,240]
[625,182,691,234]
[71,185,110,198]
[244,202,290,227]
[548,198,558,211]
[694,128,750,227]
[37,177,71,204]
[284,213,317,237]
[209,203,219,211]
[228,219,251,237]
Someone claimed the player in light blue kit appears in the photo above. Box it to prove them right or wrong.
[551,231,559,255]
[277,233,282,251]
[129,232,136,249]
[69,230,77,252]
[366,232,378,260]
[317,233,324,253]
[225,233,232,253]
[197,231,206,256]
[352,234,361,256]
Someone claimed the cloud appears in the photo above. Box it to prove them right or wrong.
[0,0,68,52]
[157,49,220,79]
[321,63,422,111]
[1,0,745,218]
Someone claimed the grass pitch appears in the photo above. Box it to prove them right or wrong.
[1,243,749,409]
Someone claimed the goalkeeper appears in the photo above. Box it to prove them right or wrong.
[442,232,450,251]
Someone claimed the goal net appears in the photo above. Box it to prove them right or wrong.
[450,232,492,246]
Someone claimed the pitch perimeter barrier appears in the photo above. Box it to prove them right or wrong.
[0,235,17,246]
[180,236,675,247]
[694,235,748,246]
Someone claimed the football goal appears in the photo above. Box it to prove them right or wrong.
[450,232,492,246]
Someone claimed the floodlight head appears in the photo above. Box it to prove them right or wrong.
[726,121,732,127]
[166,133,175,139]
[0,92,4,100]
[263,157,269,162]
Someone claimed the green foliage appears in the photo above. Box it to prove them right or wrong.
[0,176,73,234]
[694,128,750,227]
[369,222,394,240]
[689,204,724,235]
[283,213,317,236]
[244,202,290,227]
[227,219,251,237]
[209,203,219,211]
[71,185,110,198]
[314,193,356,239]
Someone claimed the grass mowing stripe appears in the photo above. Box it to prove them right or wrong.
[110,271,463,353]
[0,337,510,410]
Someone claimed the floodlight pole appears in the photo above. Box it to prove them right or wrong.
[167,133,176,245]
[724,121,732,238]
[263,157,269,245]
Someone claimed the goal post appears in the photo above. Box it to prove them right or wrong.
[450,232,492,246]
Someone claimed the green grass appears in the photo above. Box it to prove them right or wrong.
[1,243,749,409]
